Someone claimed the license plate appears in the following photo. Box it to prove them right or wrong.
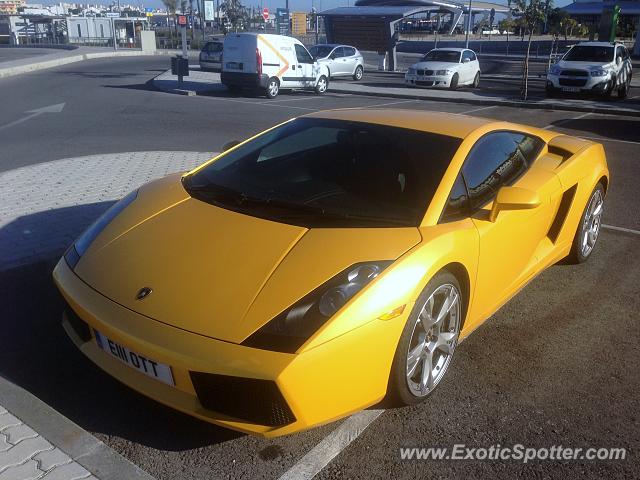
[562,87,579,92]
[226,62,240,70]
[94,330,175,386]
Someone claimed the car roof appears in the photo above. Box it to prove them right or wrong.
[304,109,493,139]
[314,44,355,48]
[574,41,616,47]
[430,48,468,52]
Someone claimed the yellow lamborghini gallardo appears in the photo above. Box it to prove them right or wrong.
[54,110,609,437]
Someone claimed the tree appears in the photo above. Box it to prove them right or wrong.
[162,0,178,41]
[514,0,545,100]
[220,0,247,33]
[499,17,516,54]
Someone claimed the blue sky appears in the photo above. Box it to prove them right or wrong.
[47,0,572,12]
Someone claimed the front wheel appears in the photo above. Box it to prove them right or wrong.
[315,75,328,94]
[353,65,364,81]
[472,71,480,88]
[265,77,280,99]
[449,73,459,90]
[567,183,605,264]
[386,271,463,406]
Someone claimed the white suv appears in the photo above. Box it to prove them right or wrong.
[546,41,632,98]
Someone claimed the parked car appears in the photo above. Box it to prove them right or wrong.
[221,33,330,99]
[405,48,480,90]
[309,44,364,81]
[199,40,223,72]
[54,109,609,437]
[546,41,632,98]
[481,28,500,35]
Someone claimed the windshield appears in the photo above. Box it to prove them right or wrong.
[184,118,462,228]
[563,45,614,62]
[309,45,334,58]
[422,50,461,63]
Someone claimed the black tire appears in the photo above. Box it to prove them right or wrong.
[618,80,629,99]
[315,75,328,94]
[449,73,459,90]
[566,183,605,264]
[265,77,279,99]
[386,271,464,407]
[353,65,364,81]
[472,71,480,88]
[226,85,242,94]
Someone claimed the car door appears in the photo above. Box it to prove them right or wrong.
[460,50,475,83]
[343,46,358,75]
[329,46,346,75]
[461,131,562,325]
[294,43,316,87]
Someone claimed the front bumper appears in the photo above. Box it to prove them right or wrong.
[546,74,612,94]
[405,74,451,88]
[53,258,408,437]
[199,60,221,70]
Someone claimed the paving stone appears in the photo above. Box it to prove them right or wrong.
[0,436,51,471]
[3,424,38,445]
[33,448,71,471]
[0,459,41,480]
[40,460,91,480]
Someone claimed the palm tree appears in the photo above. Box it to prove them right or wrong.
[162,0,178,43]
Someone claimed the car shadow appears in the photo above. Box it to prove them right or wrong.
[546,117,640,143]
[0,203,242,451]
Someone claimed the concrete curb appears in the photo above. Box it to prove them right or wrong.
[0,375,156,480]
[0,50,176,79]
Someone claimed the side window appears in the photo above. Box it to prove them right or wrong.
[462,51,473,62]
[332,47,345,59]
[295,44,314,64]
[469,51,477,61]
[462,132,543,209]
[344,47,356,57]
[441,174,469,223]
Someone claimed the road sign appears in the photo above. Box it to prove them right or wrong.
[262,7,269,21]
[204,0,214,21]
[276,8,289,35]
[177,15,187,26]
[145,7,153,12]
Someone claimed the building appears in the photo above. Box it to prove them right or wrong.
[0,0,25,15]
[562,0,640,38]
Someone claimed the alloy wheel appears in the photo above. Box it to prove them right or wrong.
[406,284,461,397]
[581,188,604,257]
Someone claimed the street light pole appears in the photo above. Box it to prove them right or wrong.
[465,0,472,48]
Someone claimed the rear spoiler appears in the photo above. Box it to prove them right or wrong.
[546,135,595,164]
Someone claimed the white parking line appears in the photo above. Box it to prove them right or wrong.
[460,105,496,114]
[361,99,418,109]
[543,112,592,129]
[278,410,384,480]
[602,224,640,235]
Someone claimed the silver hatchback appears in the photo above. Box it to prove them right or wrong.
[309,44,364,81]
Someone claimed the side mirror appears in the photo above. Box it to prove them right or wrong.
[222,140,240,152]
[489,186,541,222]
[463,57,471,63]
[616,56,622,66]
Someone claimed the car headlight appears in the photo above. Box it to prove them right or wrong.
[435,69,451,76]
[590,68,608,77]
[242,261,392,353]
[64,189,138,269]
[549,65,561,75]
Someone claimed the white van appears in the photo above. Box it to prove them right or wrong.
[221,33,330,98]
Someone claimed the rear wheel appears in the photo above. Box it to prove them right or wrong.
[265,77,280,99]
[567,183,605,264]
[449,73,459,90]
[315,75,328,94]
[353,65,364,81]
[472,71,480,88]
[618,79,629,99]
[387,271,463,406]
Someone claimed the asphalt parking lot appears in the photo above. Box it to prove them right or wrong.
[1,56,639,479]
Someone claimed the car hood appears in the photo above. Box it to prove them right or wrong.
[556,60,615,70]
[75,174,421,344]
[410,61,460,71]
